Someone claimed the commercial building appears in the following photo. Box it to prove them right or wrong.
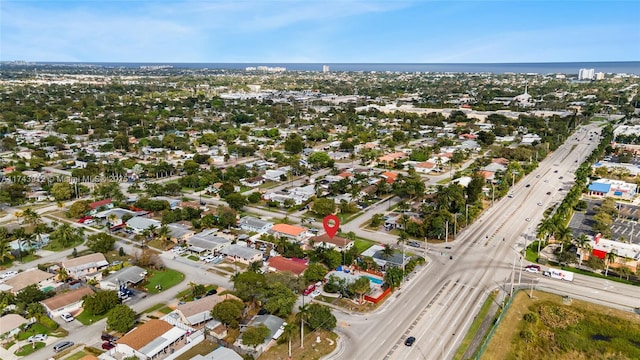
[578,68,595,81]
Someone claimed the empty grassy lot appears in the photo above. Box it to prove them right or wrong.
[482,291,640,360]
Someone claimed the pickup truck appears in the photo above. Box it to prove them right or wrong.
[543,269,574,281]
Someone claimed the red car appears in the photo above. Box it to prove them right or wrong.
[101,342,115,350]
[303,284,316,296]
[77,216,93,223]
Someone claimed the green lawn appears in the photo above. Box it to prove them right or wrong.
[141,303,166,314]
[144,268,185,294]
[43,238,84,251]
[16,323,51,340]
[525,241,540,263]
[354,237,376,252]
[15,342,46,356]
[76,310,108,325]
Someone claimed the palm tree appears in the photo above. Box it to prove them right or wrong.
[575,233,591,268]
[12,227,27,261]
[248,260,262,273]
[281,322,298,358]
[555,226,573,254]
[156,225,172,250]
[0,237,15,264]
[382,244,394,259]
[605,250,617,277]
[397,232,408,275]
[296,304,310,349]
[51,223,81,248]
[536,217,556,253]
[57,267,70,282]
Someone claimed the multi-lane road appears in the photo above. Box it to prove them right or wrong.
[326,124,640,360]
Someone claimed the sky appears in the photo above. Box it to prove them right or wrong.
[1,0,639,63]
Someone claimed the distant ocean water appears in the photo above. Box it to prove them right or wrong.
[38,61,640,75]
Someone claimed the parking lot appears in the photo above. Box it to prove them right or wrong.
[569,199,640,245]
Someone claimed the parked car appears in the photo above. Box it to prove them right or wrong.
[310,290,321,298]
[404,336,416,346]
[0,270,18,279]
[101,333,117,342]
[303,284,316,296]
[53,341,74,352]
[101,342,115,350]
[27,334,47,342]
[408,241,421,248]
[205,289,218,296]
[60,312,74,322]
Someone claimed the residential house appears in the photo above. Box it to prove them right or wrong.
[41,287,94,318]
[380,171,399,184]
[266,257,308,276]
[100,266,148,290]
[62,253,109,280]
[377,152,408,166]
[220,244,263,264]
[3,268,56,294]
[0,314,32,338]
[114,319,188,359]
[235,315,286,354]
[263,169,287,182]
[126,217,161,235]
[187,230,232,254]
[310,234,355,252]
[167,223,195,243]
[151,196,181,210]
[93,208,144,229]
[413,161,437,174]
[163,293,241,328]
[361,244,409,269]
[88,199,113,216]
[240,177,264,187]
[270,224,308,242]
[239,216,273,233]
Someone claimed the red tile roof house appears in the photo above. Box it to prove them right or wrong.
[267,256,308,276]
[310,234,355,252]
[270,224,308,242]
[380,171,399,184]
[88,199,113,215]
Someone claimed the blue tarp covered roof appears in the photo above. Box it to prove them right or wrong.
[588,182,611,193]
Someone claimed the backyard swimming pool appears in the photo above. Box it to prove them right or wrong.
[364,275,383,285]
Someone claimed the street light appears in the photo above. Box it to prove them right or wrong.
[465,204,471,227]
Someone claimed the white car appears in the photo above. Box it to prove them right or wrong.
[537,202,543,206]
[0,270,18,279]
[310,290,321,298]
[27,334,48,342]
[61,312,74,322]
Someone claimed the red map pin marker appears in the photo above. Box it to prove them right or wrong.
[323,214,340,239]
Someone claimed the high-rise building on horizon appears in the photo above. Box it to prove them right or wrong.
[578,68,595,81]
[322,65,329,73]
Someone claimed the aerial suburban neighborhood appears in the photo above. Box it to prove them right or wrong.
[0,62,639,360]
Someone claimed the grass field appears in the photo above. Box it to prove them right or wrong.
[481,291,640,360]
[76,309,107,325]
[144,268,185,294]
[260,328,337,360]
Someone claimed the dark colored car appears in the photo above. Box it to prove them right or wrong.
[525,184,531,188]
[205,289,218,296]
[546,191,552,195]
[101,333,117,342]
[102,342,115,350]
[405,336,416,346]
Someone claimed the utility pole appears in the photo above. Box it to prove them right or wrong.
[454,214,458,240]
[510,255,516,297]
[491,184,495,205]
[466,204,470,227]
[517,255,523,284]
[445,220,449,243]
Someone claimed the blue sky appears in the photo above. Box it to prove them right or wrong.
[1,0,639,63]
